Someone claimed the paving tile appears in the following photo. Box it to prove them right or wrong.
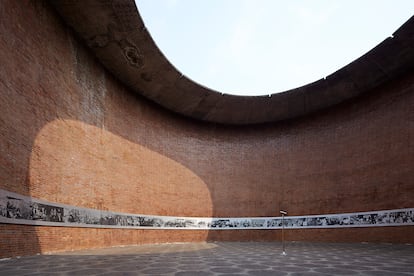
[0,242,413,275]
[248,270,288,276]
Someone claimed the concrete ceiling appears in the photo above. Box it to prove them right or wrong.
[49,0,414,125]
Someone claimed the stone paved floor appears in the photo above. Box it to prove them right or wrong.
[0,242,413,275]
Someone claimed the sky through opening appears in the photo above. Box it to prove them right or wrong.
[135,0,414,96]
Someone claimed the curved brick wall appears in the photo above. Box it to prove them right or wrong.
[0,1,413,258]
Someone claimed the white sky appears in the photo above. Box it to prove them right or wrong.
[135,0,414,96]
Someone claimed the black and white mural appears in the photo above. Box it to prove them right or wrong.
[1,189,413,230]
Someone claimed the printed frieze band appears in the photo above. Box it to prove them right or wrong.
[1,189,413,230]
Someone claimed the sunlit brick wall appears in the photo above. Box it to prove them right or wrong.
[0,1,412,258]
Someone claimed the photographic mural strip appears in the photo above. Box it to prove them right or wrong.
[0,189,413,230]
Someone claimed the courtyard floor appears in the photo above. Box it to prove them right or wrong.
[0,241,413,275]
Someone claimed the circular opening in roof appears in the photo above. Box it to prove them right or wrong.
[135,0,413,96]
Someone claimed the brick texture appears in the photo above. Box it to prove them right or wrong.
[0,1,413,258]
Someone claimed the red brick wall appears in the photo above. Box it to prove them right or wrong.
[0,1,413,258]
[208,226,414,243]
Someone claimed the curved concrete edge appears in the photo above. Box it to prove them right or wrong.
[48,0,414,125]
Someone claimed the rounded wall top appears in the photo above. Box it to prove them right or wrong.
[49,0,414,125]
